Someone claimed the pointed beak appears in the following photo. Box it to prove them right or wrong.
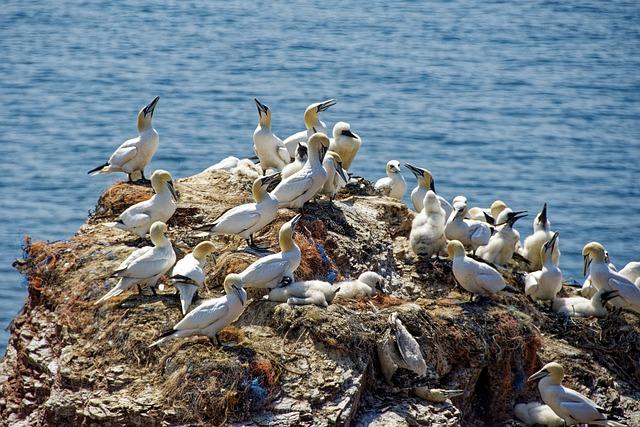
[511,210,528,224]
[168,180,178,201]
[528,369,548,382]
[335,162,348,184]
[429,177,436,193]
[291,214,302,229]
[233,284,246,305]
[297,142,308,159]
[317,99,336,112]
[341,128,357,138]
[320,145,328,161]
[544,231,559,252]
[143,96,160,117]
[404,163,423,179]
[483,212,495,225]
[583,254,592,277]
[254,98,268,116]
[263,172,281,186]
[539,203,548,225]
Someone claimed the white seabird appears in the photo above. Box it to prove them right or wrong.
[468,200,508,224]
[521,203,560,270]
[319,151,349,200]
[444,201,492,252]
[404,163,452,217]
[581,251,617,299]
[267,278,339,307]
[529,362,626,426]
[95,221,176,305]
[410,190,447,258]
[197,173,280,248]
[88,96,160,182]
[329,121,361,170]
[374,160,406,200]
[514,401,565,427]
[253,98,290,173]
[525,232,562,302]
[109,169,178,237]
[334,271,387,300]
[377,312,427,384]
[281,142,308,180]
[271,133,330,209]
[448,240,507,298]
[619,261,640,284]
[583,242,640,313]
[239,214,302,289]
[149,273,247,347]
[170,241,215,315]
[414,388,464,403]
[552,289,619,318]
[477,209,527,265]
[283,99,336,156]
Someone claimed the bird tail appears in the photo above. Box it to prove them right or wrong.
[87,162,110,175]
[175,283,198,315]
[94,278,128,305]
[194,222,216,232]
[149,329,177,347]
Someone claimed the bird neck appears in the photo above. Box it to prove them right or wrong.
[137,113,152,133]
[259,113,272,129]
[279,227,297,252]
[151,232,170,247]
[304,110,319,130]
[252,181,268,203]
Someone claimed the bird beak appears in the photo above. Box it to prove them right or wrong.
[544,231,559,252]
[168,180,179,201]
[528,369,548,382]
[317,99,336,112]
[404,163,423,179]
[483,212,495,225]
[583,254,592,277]
[341,128,358,138]
[335,162,348,184]
[263,172,281,186]
[320,145,328,161]
[143,96,160,117]
[600,290,620,304]
[510,211,528,224]
[539,203,548,225]
[254,98,268,116]
[291,214,302,229]
[233,284,246,305]
[429,177,436,193]
[297,142,308,158]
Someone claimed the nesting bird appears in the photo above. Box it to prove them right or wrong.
[170,241,215,315]
[283,99,336,156]
[414,388,464,403]
[239,214,302,289]
[377,312,427,385]
[374,160,406,199]
[329,121,361,170]
[552,289,619,318]
[514,402,564,427]
[252,98,290,173]
[410,190,447,258]
[525,232,562,302]
[448,240,507,298]
[271,133,330,209]
[109,169,178,238]
[88,96,160,182]
[334,271,386,300]
[95,221,176,305]
[529,362,625,426]
[149,273,247,347]
[320,151,349,200]
[267,279,339,307]
[281,142,308,180]
[521,203,560,270]
[197,173,280,249]
[404,164,452,218]
[477,208,527,265]
[444,200,492,252]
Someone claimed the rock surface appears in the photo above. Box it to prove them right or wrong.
[2,168,639,426]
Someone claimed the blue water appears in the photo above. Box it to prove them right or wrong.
[1,1,639,353]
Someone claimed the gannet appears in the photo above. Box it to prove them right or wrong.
[521,203,560,270]
[404,164,452,217]
[619,261,640,284]
[477,209,527,265]
[267,278,339,307]
[583,242,640,313]
[448,240,506,298]
[205,156,262,180]
[334,271,386,299]
[197,173,280,248]
[95,221,176,305]
[468,200,508,224]
[252,98,290,173]
[170,241,215,315]
[444,202,492,252]
[514,402,564,427]
[414,388,464,403]
[109,169,178,237]
[281,142,308,180]
[271,133,330,209]
[581,251,616,299]
[88,96,160,182]
[329,121,361,170]
[320,151,348,200]
[374,160,406,200]
[552,289,619,318]
[149,273,247,347]
[525,232,562,302]
[239,214,302,289]
[283,99,336,156]
[529,362,626,426]
[410,190,447,258]
[377,312,427,384]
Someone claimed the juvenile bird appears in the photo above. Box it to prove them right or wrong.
[334,271,387,299]
[374,160,406,199]
[267,279,339,307]
[410,190,447,258]
[329,121,361,170]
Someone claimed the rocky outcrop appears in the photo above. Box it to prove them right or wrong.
[2,168,639,426]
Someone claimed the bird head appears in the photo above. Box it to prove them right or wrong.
[137,96,159,131]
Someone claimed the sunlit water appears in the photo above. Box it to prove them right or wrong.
[1,0,639,353]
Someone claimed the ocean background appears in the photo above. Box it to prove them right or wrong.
[1,0,639,353]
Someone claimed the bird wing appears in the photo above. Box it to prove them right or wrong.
[118,210,152,230]
[240,257,289,285]
[174,297,229,331]
[469,222,491,246]
[277,144,291,164]
[115,246,153,272]
[108,142,138,167]
[171,255,205,285]
[474,263,505,293]
[374,178,392,195]
[561,386,603,408]
[524,272,540,296]
[272,172,314,203]
[212,203,262,234]
[608,275,640,306]
[393,319,427,376]
[118,247,174,279]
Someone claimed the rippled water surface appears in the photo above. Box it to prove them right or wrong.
[1,1,639,352]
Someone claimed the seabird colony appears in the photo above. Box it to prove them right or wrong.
[87,96,633,425]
